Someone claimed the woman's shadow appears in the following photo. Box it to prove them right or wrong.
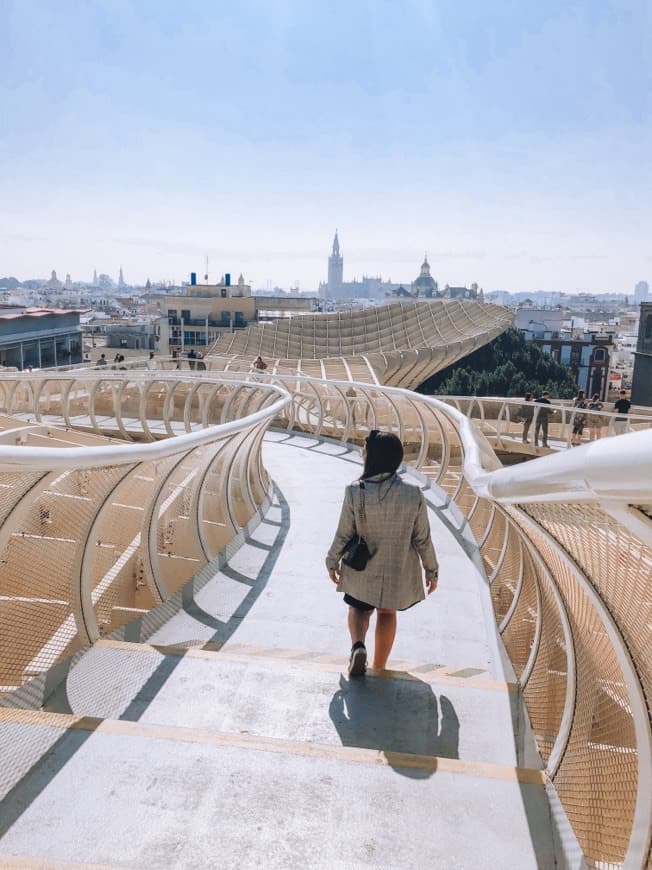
[329,674,460,779]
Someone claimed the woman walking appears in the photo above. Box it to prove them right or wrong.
[326,430,439,677]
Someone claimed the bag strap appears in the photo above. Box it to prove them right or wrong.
[352,481,367,542]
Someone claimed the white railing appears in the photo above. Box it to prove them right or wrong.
[0,374,288,699]
[232,371,652,869]
[0,367,650,867]
[437,394,652,451]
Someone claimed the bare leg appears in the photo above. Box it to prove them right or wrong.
[348,606,372,646]
[373,609,397,669]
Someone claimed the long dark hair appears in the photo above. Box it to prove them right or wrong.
[361,430,404,479]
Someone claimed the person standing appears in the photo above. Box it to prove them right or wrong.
[534,391,553,448]
[518,392,534,443]
[253,355,268,371]
[325,430,439,677]
[571,390,588,446]
[587,393,604,441]
[613,389,632,435]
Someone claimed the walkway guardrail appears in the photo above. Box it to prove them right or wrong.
[245,371,652,869]
[0,373,289,700]
[437,394,652,451]
[0,367,650,867]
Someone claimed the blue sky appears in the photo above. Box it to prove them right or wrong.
[1,0,650,292]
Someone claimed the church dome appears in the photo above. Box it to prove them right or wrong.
[412,254,437,297]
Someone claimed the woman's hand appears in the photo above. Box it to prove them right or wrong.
[328,566,341,585]
[426,574,438,595]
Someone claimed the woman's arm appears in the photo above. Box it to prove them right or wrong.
[325,486,356,571]
[412,492,439,589]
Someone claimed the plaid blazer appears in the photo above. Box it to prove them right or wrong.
[325,473,438,611]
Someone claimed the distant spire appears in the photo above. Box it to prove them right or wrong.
[420,254,431,277]
[332,230,340,257]
[118,266,125,288]
[93,269,98,285]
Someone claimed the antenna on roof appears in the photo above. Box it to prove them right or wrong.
[204,255,209,282]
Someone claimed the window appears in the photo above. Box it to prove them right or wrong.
[593,348,605,362]
[181,309,191,321]
[220,288,227,298]
[167,309,177,318]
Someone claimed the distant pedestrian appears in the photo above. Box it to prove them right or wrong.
[534,391,552,448]
[253,355,268,371]
[196,352,206,371]
[97,354,107,367]
[517,392,534,443]
[613,389,631,435]
[571,390,587,446]
[587,393,604,441]
[326,431,438,677]
[188,348,197,371]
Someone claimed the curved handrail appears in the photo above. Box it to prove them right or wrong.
[0,368,649,867]
[0,374,290,702]
[0,382,289,471]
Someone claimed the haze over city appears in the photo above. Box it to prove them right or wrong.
[1,0,651,292]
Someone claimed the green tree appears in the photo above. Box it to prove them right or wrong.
[418,329,578,398]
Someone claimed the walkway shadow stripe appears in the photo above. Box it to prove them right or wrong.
[0,708,545,784]
[94,638,518,693]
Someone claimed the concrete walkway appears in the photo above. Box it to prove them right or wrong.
[0,433,556,869]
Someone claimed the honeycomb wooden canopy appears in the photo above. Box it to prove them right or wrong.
[208,299,513,389]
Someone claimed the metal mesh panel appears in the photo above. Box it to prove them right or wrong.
[524,502,652,727]
[0,375,283,698]
[489,523,522,621]
[515,514,639,868]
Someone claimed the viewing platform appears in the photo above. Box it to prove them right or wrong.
[0,364,649,869]
[0,434,555,869]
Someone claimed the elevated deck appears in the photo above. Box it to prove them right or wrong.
[0,435,557,869]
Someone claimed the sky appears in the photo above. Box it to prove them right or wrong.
[1,0,651,293]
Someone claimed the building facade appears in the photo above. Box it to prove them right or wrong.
[519,316,612,400]
[634,281,649,304]
[155,274,316,354]
[0,306,83,369]
[631,301,652,406]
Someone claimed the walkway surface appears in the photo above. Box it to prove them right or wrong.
[0,433,556,869]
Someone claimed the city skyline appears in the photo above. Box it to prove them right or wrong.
[1,1,651,293]
[3,238,649,299]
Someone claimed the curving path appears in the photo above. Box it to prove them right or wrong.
[0,435,556,869]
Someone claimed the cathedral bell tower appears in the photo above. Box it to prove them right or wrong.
[327,230,344,297]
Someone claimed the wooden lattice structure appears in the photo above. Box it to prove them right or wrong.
[207,299,513,389]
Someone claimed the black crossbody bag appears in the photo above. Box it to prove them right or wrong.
[341,482,372,572]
